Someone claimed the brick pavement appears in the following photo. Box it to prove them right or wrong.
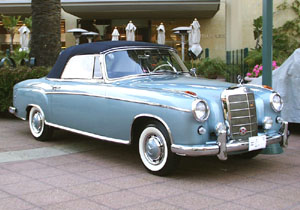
[0,118,300,210]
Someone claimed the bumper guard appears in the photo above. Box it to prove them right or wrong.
[8,106,17,115]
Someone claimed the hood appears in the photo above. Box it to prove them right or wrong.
[114,74,233,101]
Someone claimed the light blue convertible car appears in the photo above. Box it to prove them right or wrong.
[10,41,289,175]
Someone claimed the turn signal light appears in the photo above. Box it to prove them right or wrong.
[263,85,273,90]
[184,91,197,96]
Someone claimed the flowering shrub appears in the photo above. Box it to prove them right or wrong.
[246,61,279,78]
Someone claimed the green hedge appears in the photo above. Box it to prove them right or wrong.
[185,58,227,79]
[0,66,50,113]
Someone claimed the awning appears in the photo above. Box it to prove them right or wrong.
[0,0,220,19]
[0,0,31,16]
[62,0,220,19]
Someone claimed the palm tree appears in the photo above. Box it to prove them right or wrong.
[30,0,61,66]
[1,15,21,53]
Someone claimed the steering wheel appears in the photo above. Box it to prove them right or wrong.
[153,63,173,72]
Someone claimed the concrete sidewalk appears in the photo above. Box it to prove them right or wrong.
[0,118,300,210]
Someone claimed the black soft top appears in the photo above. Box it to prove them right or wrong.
[47,41,172,79]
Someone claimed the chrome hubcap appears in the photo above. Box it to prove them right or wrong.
[145,135,164,165]
[32,112,42,134]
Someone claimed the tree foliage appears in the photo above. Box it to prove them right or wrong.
[1,15,21,53]
[246,0,300,68]
[24,16,32,30]
[253,16,263,49]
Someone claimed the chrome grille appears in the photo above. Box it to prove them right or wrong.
[222,87,258,141]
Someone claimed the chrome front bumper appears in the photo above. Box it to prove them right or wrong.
[171,121,289,160]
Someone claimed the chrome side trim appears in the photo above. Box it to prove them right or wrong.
[45,91,190,113]
[46,78,104,83]
[45,122,130,145]
[132,114,174,145]
[19,116,26,121]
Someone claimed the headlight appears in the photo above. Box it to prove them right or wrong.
[192,99,210,122]
[270,93,283,112]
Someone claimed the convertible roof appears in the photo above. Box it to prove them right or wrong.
[47,41,172,78]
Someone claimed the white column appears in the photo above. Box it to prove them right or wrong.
[225,0,243,51]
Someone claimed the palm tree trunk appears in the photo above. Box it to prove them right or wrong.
[30,0,61,67]
[9,30,14,53]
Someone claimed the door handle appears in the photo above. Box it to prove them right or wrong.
[52,85,61,90]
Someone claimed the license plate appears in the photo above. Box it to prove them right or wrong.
[249,135,267,151]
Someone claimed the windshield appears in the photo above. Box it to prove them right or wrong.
[105,49,188,79]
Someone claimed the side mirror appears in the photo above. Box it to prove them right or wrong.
[189,68,197,77]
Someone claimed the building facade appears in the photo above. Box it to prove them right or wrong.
[0,0,296,60]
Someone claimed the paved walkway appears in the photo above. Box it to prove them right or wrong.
[0,118,300,210]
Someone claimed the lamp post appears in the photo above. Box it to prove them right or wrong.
[82,32,99,43]
[172,26,191,61]
[262,0,273,87]
[67,28,88,45]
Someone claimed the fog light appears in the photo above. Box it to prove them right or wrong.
[276,116,283,124]
[198,126,206,135]
[264,116,273,130]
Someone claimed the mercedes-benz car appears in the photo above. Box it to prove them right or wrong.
[9,41,289,175]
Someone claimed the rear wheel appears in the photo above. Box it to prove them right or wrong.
[138,122,179,176]
[28,106,53,141]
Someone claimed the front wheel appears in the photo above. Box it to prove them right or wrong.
[138,122,179,176]
[28,106,53,141]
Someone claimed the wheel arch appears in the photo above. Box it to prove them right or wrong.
[26,104,46,121]
[26,105,32,120]
[131,114,173,146]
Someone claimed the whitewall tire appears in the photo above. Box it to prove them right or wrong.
[28,106,53,141]
[138,122,179,175]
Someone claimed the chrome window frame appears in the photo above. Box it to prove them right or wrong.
[59,54,104,81]
[93,55,103,79]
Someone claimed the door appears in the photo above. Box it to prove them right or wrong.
[49,55,108,136]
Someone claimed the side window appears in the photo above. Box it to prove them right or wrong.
[61,55,94,79]
[93,56,102,79]
[105,51,143,79]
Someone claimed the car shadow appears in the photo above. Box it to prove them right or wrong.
[46,128,287,179]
